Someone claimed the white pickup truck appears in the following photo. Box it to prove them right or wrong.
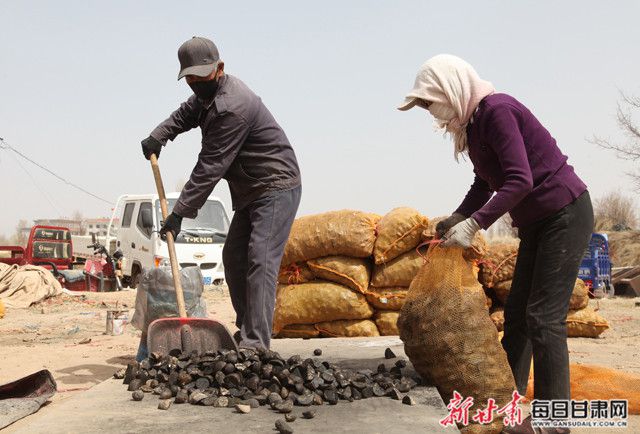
[72,193,229,288]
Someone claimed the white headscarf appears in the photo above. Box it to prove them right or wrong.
[398,54,495,160]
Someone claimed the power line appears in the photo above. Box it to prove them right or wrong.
[5,146,63,215]
[0,137,114,205]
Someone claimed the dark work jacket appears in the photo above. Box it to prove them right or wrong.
[150,74,301,218]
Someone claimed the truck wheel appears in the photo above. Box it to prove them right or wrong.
[606,281,615,297]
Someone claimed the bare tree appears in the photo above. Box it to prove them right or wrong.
[591,92,640,189]
[12,219,29,245]
[486,214,518,240]
[594,192,637,232]
[71,209,86,234]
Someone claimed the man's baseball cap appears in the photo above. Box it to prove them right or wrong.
[177,36,220,80]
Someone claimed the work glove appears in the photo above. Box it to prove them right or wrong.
[435,213,467,238]
[442,217,480,248]
[141,135,163,160]
[160,212,183,240]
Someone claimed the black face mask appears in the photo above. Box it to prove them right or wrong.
[189,78,219,101]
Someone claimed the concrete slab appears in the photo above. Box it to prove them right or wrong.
[6,337,459,433]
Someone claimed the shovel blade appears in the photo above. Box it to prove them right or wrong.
[147,317,237,356]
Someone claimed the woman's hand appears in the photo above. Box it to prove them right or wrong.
[442,218,480,248]
[435,213,466,238]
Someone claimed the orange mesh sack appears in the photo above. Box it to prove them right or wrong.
[485,293,493,310]
[566,306,609,338]
[398,246,516,434]
[489,277,588,308]
[276,324,320,339]
[423,218,488,261]
[282,210,380,264]
[490,308,504,332]
[373,207,429,264]
[479,242,519,288]
[365,287,408,310]
[307,256,370,293]
[492,280,512,304]
[272,282,373,334]
[570,279,589,310]
[371,248,423,288]
[278,262,315,285]
[526,364,640,414]
[316,319,380,337]
[374,311,400,336]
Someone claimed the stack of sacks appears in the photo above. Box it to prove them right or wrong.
[482,243,609,338]
[274,208,430,338]
[370,208,430,335]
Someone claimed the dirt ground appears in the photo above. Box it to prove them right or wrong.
[0,287,238,400]
[1,289,639,419]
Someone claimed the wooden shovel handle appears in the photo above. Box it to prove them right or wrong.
[150,154,187,318]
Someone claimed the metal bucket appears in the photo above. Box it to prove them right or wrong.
[106,310,128,336]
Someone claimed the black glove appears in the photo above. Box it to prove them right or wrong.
[141,135,163,160]
[435,213,466,238]
[160,212,183,240]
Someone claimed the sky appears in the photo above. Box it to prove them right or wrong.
[1,1,639,238]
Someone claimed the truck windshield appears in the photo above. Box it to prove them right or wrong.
[157,199,229,234]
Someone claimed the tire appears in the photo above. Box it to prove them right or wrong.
[605,281,615,298]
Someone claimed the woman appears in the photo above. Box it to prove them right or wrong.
[398,54,593,434]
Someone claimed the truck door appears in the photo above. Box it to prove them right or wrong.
[118,201,137,276]
[133,201,154,272]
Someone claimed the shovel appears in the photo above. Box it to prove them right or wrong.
[146,154,237,356]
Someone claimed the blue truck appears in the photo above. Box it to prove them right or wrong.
[578,233,613,298]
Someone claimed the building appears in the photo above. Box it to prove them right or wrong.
[84,218,111,237]
[32,219,84,235]
[29,217,111,237]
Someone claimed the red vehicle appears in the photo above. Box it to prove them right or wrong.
[0,225,122,291]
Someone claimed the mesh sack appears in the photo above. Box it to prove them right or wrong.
[570,279,589,310]
[479,242,519,288]
[491,280,512,304]
[490,278,588,308]
[398,246,515,433]
[485,292,493,310]
[423,218,488,262]
[307,256,370,293]
[567,306,609,338]
[365,287,408,311]
[275,324,320,339]
[490,308,504,332]
[131,266,207,331]
[373,207,429,264]
[278,262,315,285]
[272,281,373,334]
[526,364,640,414]
[371,248,423,288]
[316,319,380,337]
[374,310,399,336]
[282,210,380,264]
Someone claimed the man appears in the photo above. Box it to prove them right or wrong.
[141,36,301,350]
